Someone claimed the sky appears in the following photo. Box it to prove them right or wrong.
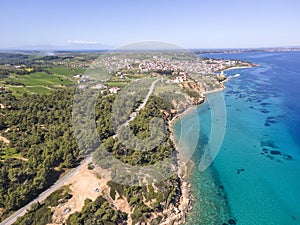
[0,0,300,49]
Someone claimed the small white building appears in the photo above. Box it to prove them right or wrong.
[109,87,120,94]
[173,75,187,83]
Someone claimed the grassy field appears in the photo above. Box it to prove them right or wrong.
[0,66,80,95]
[26,86,52,94]
[0,66,156,95]
[47,66,85,77]
[153,83,181,95]
[9,72,73,86]
[8,86,32,95]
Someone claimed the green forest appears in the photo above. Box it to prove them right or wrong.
[0,89,81,218]
[0,85,182,224]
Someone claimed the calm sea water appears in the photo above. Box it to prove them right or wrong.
[173,52,300,225]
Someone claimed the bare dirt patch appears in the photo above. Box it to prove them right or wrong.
[114,192,131,214]
[0,208,5,218]
[49,164,135,225]
[50,164,109,224]
[0,134,10,144]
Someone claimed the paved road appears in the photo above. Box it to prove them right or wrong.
[127,78,161,123]
[0,156,92,225]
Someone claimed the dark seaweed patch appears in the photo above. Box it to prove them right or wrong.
[260,102,272,106]
[270,150,281,155]
[260,140,293,162]
[264,116,281,127]
[236,168,245,174]
[262,148,268,152]
[260,109,270,114]
[283,154,293,160]
[292,216,296,220]
[228,219,237,224]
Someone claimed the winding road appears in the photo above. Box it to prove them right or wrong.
[0,156,92,225]
[127,78,161,124]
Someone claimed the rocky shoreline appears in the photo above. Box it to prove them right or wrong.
[162,65,246,224]
[160,161,193,225]
[164,104,202,225]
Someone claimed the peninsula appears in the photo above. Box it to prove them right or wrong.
[0,51,255,225]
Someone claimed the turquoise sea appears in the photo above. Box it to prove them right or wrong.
[173,52,300,225]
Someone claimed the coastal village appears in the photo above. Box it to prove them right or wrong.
[72,52,253,97]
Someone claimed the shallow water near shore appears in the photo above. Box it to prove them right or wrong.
[174,52,300,224]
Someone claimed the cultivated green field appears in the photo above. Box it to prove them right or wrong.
[25,86,52,94]
[47,66,85,77]
[8,86,31,95]
[0,66,83,95]
[9,72,73,86]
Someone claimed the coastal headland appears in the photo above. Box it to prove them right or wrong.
[0,51,256,225]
